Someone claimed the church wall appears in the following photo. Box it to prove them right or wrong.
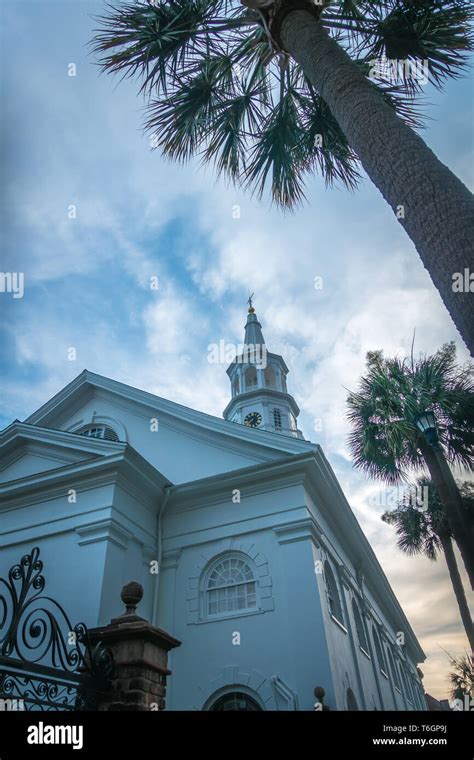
[157,483,335,711]
[96,482,158,626]
[56,393,277,483]
[0,479,158,634]
[0,498,111,632]
[305,489,423,710]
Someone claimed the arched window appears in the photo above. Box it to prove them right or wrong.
[372,627,388,676]
[352,599,369,653]
[387,647,401,690]
[324,561,344,624]
[76,424,119,442]
[205,556,257,618]
[347,688,359,711]
[273,408,282,431]
[404,668,416,704]
[264,366,276,389]
[413,680,425,710]
[244,367,257,390]
[210,692,262,711]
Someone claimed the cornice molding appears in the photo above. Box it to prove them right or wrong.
[0,421,125,458]
[161,548,182,570]
[75,518,134,549]
[223,388,300,419]
[168,451,317,511]
[273,517,323,546]
[23,370,314,457]
[0,448,168,513]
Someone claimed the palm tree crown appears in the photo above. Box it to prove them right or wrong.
[92,0,473,207]
[382,477,473,558]
[346,342,474,484]
[447,651,473,701]
[382,477,450,559]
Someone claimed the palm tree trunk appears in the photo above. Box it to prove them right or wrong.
[420,438,474,590]
[438,531,474,653]
[279,10,474,354]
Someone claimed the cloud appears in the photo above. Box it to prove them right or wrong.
[2,0,473,700]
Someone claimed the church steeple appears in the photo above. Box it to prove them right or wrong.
[223,300,304,439]
[244,307,266,348]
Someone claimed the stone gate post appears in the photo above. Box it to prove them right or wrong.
[88,581,181,711]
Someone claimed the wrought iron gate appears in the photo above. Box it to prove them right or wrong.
[0,547,113,710]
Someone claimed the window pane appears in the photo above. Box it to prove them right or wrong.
[206,558,257,616]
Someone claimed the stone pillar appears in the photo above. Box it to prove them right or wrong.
[88,581,181,711]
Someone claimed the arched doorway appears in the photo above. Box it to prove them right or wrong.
[209,692,263,711]
[347,688,359,711]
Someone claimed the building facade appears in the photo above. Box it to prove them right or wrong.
[0,307,426,710]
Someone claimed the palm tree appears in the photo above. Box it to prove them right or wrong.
[382,477,474,651]
[91,1,474,352]
[446,651,473,704]
[346,342,474,588]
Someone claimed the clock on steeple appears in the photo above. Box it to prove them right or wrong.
[244,412,262,428]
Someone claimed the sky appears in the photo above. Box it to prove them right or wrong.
[1,0,473,700]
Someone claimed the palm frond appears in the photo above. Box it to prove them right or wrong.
[91,0,474,208]
[92,0,234,95]
[361,0,474,89]
[346,344,474,484]
[243,68,310,207]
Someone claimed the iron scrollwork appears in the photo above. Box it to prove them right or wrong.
[0,547,114,710]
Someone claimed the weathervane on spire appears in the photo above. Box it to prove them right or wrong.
[247,291,255,313]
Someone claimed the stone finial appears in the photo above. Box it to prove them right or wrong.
[314,686,331,711]
[121,581,143,616]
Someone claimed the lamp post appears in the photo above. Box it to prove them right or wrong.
[414,411,438,447]
[414,411,474,589]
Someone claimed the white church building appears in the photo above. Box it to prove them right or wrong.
[0,305,426,710]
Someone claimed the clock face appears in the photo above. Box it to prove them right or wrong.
[244,412,262,428]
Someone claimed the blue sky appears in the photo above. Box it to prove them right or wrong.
[1,0,473,698]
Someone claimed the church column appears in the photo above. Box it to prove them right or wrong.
[273,520,335,709]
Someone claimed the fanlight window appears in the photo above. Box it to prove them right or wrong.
[210,692,262,711]
[206,556,257,617]
[347,688,359,711]
[77,425,119,442]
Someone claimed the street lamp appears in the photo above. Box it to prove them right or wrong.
[415,409,474,589]
[414,410,438,447]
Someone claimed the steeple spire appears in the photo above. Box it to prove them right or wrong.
[223,301,303,439]
[244,294,266,348]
